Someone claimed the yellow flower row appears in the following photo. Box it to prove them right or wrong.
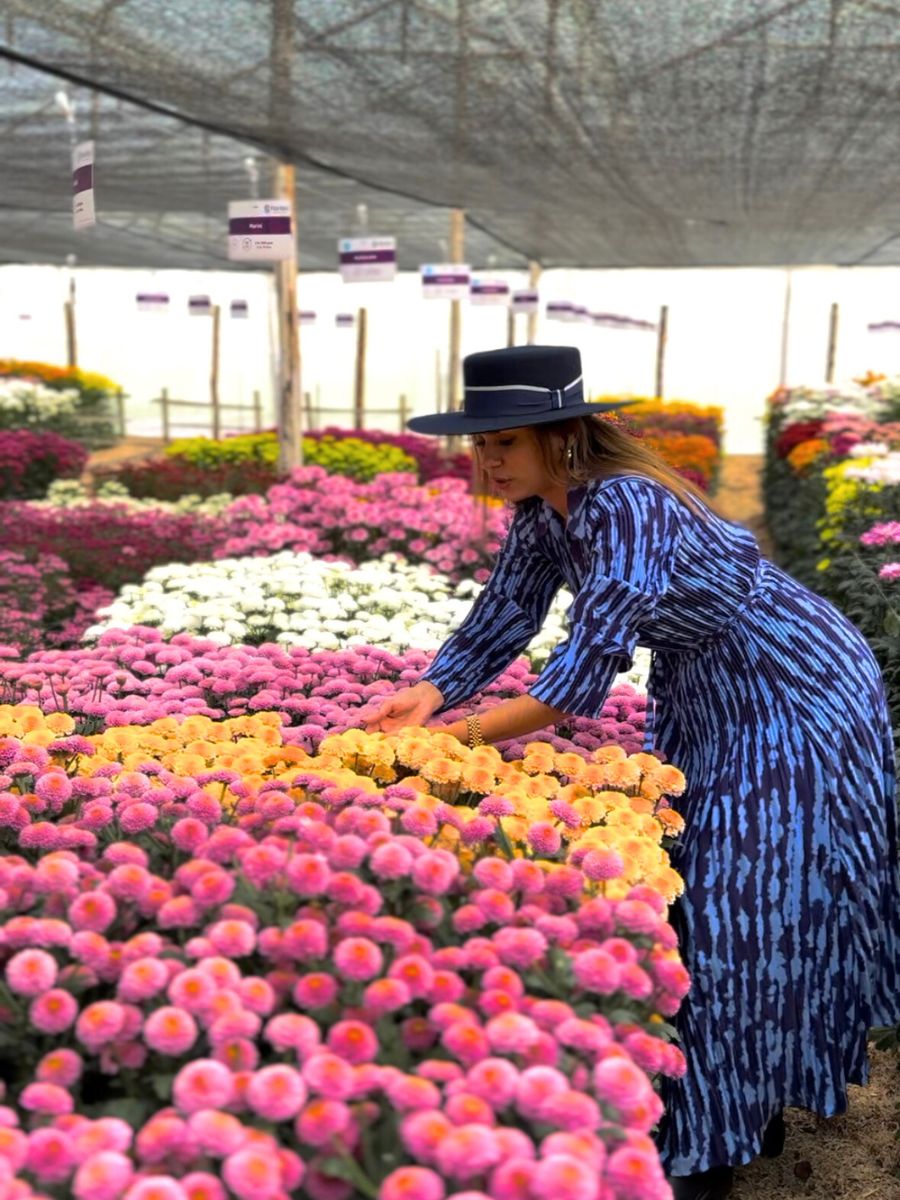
[2,707,686,903]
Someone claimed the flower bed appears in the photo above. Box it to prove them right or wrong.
[597,399,725,493]
[0,551,113,658]
[83,552,579,667]
[0,629,650,759]
[763,380,900,738]
[0,707,689,1200]
[215,470,506,583]
[0,430,88,500]
[0,359,122,448]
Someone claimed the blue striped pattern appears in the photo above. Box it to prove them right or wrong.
[424,474,900,1173]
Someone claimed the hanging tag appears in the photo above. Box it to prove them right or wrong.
[136,293,170,313]
[230,300,249,319]
[72,141,96,231]
[228,199,294,262]
[339,236,396,282]
[592,311,657,331]
[188,295,212,316]
[420,263,471,300]
[511,288,539,315]
[298,310,317,325]
[470,278,510,306]
[546,301,573,321]
[335,313,356,328]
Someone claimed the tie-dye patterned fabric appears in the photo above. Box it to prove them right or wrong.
[423,473,900,1173]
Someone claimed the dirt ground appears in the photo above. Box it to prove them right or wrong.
[85,445,900,1193]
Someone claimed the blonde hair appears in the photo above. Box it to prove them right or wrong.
[470,415,711,515]
[533,414,709,515]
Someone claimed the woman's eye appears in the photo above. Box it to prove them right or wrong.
[499,438,514,447]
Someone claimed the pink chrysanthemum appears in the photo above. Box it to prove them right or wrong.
[30,987,78,1034]
[246,1064,308,1122]
[294,1097,352,1147]
[604,1143,665,1198]
[221,1146,283,1200]
[206,919,256,958]
[293,972,339,1010]
[118,958,169,1002]
[492,927,548,969]
[581,848,625,881]
[488,1158,538,1200]
[73,1151,134,1200]
[485,1013,541,1054]
[531,1154,599,1200]
[36,1048,83,1087]
[19,1082,74,1116]
[572,949,621,995]
[123,1176,189,1200]
[187,1109,249,1157]
[302,1052,356,1100]
[144,1006,199,1056]
[380,1166,445,1200]
[76,1000,126,1051]
[179,1171,227,1200]
[172,1059,235,1114]
[25,1126,76,1183]
[435,1124,502,1181]
[5,947,58,996]
[327,1020,378,1064]
[333,937,383,981]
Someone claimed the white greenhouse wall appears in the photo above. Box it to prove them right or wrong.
[3,262,900,454]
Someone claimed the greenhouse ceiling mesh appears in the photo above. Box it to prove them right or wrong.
[2,0,900,271]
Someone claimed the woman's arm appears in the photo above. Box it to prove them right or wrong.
[442,694,568,745]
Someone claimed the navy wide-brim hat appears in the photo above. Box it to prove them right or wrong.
[407,345,628,435]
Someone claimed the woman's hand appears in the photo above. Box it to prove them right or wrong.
[362,681,445,734]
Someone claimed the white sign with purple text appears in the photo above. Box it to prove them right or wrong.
[228,200,294,262]
[188,295,212,317]
[470,279,510,306]
[546,301,574,321]
[339,236,397,283]
[420,263,472,301]
[299,311,317,326]
[336,313,355,328]
[72,141,96,231]
[136,293,170,313]
[511,289,539,315]
[230,300,249,319]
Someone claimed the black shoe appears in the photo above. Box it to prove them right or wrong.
[760,1109,786,1158]
[669,1166,735,1200]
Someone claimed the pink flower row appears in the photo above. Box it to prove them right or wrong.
[0,628,648,759]
[0,731,687,1200]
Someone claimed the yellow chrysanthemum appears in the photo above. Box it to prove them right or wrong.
[420,757,461,786]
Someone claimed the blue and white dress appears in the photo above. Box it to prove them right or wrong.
[422,473,900,1174]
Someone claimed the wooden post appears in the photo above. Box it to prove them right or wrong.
[252,389,262,432]
[210,304,222,440]
[303,391,313,431]
[527,261,541,345]
[64,285,77,368]
[274,162,303,470]
[160,387,171,443]
[506,307,516,348]
[448,208,465,412]
[654,304,669,399]
[115,389,126,438]
[778,270,793,387]
[398,393,409,432]
[354,307,368,428]
[825,302,839,383]
[434,349,443,412]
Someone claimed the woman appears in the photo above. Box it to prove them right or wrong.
[364,345,900,1200]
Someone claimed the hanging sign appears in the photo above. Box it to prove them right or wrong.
[470,278,510,306]
[591,312,657,331]
[298,310,317,325]
[188,295,212,316]
[228,199,294,262]
[511,289,539,315]
[336,313,356,328]
[868,320,900,332]
[546,301,574,321]
[72,140,96,231]
[230,300,249,319]
[136,293,170,313]
[572,305,589,323]
[420,263,471,301]
[18,314,31,321]
[339,236,397,282]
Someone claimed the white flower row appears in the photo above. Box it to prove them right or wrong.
[0,380,81,421]
[775,384,890,424]
[84,551,650,687]
[42,479,233,516]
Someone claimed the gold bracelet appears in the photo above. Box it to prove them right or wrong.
[465,714,484,748]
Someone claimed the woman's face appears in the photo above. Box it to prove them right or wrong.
[472,427,562,503]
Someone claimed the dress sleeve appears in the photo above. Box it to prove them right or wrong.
[529,478,683,717]
[422,504,564,711]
